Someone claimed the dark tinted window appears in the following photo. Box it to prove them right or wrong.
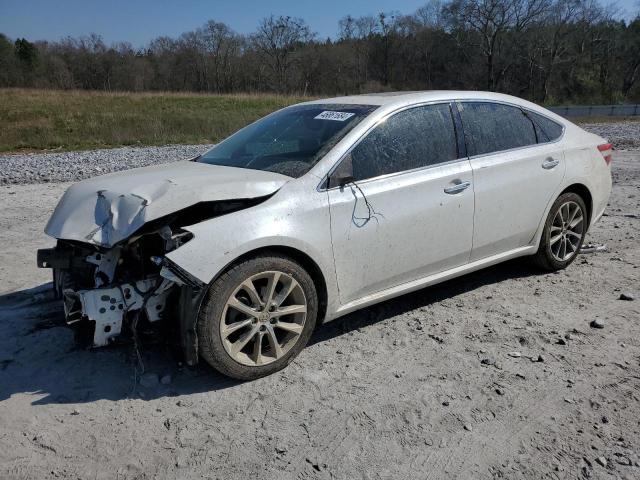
[526,111,564,142]
[350,103,458,181]
[198,104,377,178]
[458,102,537,156]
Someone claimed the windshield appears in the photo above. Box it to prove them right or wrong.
[198,104,377,178]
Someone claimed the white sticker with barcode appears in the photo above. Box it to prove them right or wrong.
[314,111,355,121]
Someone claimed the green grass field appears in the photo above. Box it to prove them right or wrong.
[1,88,637,153]
[0,89,309,153]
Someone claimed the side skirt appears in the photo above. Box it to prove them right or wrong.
[327,245,536,321]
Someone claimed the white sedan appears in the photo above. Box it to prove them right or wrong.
[38,91,612,379]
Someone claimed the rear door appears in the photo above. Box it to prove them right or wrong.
[458,102,566,261]
[327,103,475,304]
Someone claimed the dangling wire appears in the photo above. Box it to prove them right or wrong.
[119,277,163,393]
[118,285,145,395]
[348,180,384,227]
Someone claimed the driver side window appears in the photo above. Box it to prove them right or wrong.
[349,103,459,182]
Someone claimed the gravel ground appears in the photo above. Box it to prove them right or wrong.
[0,144,212,185]
[0,120,638,186]
[581,121,640,150]
[0,138,639,477]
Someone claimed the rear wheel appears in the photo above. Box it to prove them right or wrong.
[197,254,318,380]
[533,192,588,271]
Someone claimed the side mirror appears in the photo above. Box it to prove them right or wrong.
[328,154,354,189]
[337,174,354,187]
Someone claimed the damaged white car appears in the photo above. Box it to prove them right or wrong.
[38,91,612,379]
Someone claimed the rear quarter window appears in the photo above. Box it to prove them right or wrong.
[526,111,564,142]
[458,102,537,156]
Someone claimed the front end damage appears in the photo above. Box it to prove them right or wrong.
[37,226,206,363]
[36,162,291,364]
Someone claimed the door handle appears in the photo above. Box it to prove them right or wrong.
[542,157,560,169]
[444,181,471,194]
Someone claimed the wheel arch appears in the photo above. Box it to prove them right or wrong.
[560,183,593,225]
[210,245,329,325]
[530,181,595,250]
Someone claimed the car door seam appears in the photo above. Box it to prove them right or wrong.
[325,188,344,304]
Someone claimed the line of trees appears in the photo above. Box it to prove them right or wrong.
[1,0,639,103]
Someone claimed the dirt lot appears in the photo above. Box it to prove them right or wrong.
[0,152,638,480]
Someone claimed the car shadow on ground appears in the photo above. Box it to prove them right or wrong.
[310,258,546,345]
[0,259,543,406]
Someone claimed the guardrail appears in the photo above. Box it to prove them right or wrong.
[549,104,640,117]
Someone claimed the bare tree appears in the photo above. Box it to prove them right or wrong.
[416,0,447,27]
[621,16,640,97]
[1,6,639,102]
[445,0,551,90]
[199,21,242,92]
[251,15,314,92]
[338,15,356,40]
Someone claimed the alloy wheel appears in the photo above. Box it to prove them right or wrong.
[219,271,307,367]
[549,200,584,262]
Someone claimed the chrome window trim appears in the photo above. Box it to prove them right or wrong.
[326,157,469,190]
[316,98,566,192]
[318,100,465,192]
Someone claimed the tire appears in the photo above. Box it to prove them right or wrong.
[533,192,588,271]
[197,253,318,380]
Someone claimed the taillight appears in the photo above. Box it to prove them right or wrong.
[597,143,613,166]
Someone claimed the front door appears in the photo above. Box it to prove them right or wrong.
[327,103,475,304]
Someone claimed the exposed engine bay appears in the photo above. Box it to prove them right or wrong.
[38,225,198,354]
[35,161,291,363]
[37,196,272,364]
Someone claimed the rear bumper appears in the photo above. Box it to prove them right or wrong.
[589,171,612,229]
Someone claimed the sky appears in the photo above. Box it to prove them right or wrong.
[0,0,638,47]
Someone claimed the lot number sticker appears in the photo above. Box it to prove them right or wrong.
[314,111,355,121]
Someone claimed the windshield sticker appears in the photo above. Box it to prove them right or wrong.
[314,111,355,121]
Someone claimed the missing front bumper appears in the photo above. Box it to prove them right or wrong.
[37,241,204,362]
[62,278,174,347]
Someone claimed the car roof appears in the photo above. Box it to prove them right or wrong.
[304,90,540,109]
[301,90,568,124]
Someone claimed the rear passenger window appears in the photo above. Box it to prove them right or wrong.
[526,111,564,142]
[350,103,459,181]
[458,102,537,156]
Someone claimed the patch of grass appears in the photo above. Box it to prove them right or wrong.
[3,89,636,153]
[0,89,311,153]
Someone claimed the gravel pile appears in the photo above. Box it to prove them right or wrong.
[580,121,640,150]
[0,144,212,185]
[0,121,637,186]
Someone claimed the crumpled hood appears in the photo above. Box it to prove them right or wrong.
[45,160,290,247]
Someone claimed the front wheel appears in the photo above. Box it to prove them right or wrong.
[533,192,588,271]
[197,254,318,380]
